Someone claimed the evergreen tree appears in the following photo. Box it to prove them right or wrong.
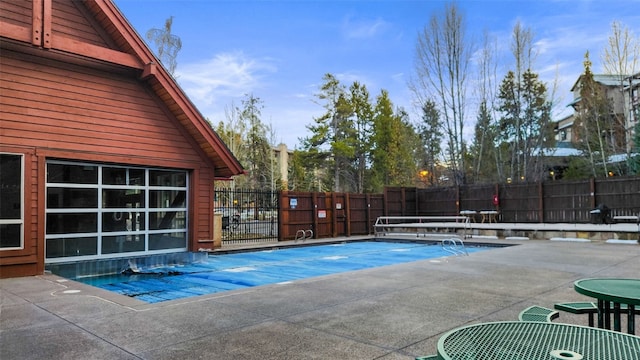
[417,100,443,186]
[349,82,374,193]
[573,52,616,178]
[369,91,419,191]
[470,100,499,182]
[239,94,274,189]
[302,74,358,192]
[496,68,552,182]
[288,149,325,191]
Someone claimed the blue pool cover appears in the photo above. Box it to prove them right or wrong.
[76,241,489,303]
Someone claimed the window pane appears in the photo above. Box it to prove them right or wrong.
[102,211,130,232]
[149,211,186,230]
[102,189,144,208]
[47,163,97,184]
[149,190,186,208]
[47,188,98,208]
[46,213,97,234]
[102,235,144,254]
[102,212,145,232]
[0,154,21,219]
[149,232,186,250]
[0,224,21,248]
[46,237,97,258]
[149,170,186,187]
[103,167,145,186]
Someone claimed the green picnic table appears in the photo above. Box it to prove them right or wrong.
[436,321,640,360]
[574,278,640,334]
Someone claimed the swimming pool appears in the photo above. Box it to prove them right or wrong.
[75,241,492,303]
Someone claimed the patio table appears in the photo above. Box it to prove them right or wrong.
[574,278,640,334]
[436,321,640,360]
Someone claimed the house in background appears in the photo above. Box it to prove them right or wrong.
[568,74,629,151]
[0,0,243,278]
[554,114,575,146]
[551,73,640,176]
[624,72,640,150]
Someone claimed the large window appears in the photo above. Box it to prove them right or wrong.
[45,161,188,262]
[0,154,23,250]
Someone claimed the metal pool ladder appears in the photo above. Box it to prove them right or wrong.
[441,238,468,256]
[295,229,313,242]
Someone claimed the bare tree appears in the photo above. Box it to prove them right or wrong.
[472,30,500,182]
[215,102,247,189]
[146,16,182,76]
[511,21,536,84]
[507,21,536,179]
[600,21,640,154]
[495,21,554,182]
[410,2,473,185]
[601,21,640,76]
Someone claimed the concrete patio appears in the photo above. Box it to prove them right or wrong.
[1,237,639,359]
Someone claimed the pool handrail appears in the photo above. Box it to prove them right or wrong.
[442,238,468,256]
[295,229,314,242]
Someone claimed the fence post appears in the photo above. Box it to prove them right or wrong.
[331,192,337,237]
[366,193,372,234]
[312,192,318,239]
[401,187,407,216]
[279,191,286,241]
[494,183,501,221]
[345,193,351,237]
[538,182,544,223]
[589,177,596,209]
[383,187,388,216]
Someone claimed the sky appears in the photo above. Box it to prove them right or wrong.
[113,0,640,149]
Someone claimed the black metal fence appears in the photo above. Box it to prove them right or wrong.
[214,188,279,244]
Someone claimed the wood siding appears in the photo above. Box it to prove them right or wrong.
[0,49,215,277]
[52,0,112,48]
[1,51,198,159]
[1,0,243,278]
[0,1,33,29]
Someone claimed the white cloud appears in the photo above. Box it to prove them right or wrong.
[342,16,388,39]
[175,52,277,108]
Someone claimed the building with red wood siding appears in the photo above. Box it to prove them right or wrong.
[0,0,244,278]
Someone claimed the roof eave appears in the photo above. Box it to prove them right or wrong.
[89,0,244,178]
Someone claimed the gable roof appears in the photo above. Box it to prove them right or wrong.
[0,0,244,179]
[570,74,628,92]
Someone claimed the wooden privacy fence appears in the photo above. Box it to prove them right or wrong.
[279,191,384,240]
[386,176,640,223]
[273,177,638,241]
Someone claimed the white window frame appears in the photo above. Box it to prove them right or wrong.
[0,153,24,250]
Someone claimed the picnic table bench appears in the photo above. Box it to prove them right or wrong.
[554,301,640,327]
[613,215,639,223]
[458,210,499,223]
[518,305,559,323]
[479,210,498,223]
